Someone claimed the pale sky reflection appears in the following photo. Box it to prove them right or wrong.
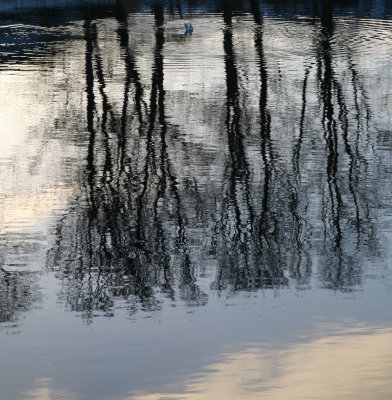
[127,326,392,400]
[20,378,78,400]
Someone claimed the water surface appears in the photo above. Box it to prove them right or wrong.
[1,0,392,399]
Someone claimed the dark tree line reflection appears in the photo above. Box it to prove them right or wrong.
[42,0,385,320]
[314,0,376,289]
[0,268,41,327]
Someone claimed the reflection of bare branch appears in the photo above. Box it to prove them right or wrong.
[312,0,377,289]
[48,7,208,322]
[0,272,41,325]
[42,2,384,320]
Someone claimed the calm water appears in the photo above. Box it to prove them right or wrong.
[1,0,392,399]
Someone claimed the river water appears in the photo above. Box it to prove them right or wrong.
[1,0,392,399]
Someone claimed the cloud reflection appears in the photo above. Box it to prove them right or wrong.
[127,325,392,400]
[20,378,77,400]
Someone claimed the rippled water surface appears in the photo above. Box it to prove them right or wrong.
[1,0,392,399]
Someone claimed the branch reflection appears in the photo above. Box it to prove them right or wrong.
[41,0,384,321]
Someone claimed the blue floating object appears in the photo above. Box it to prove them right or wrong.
[184,23,193,35]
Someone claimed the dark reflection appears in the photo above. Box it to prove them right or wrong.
[0,229,46,327]
[212,0,288,293]
[46,4,209,321]
[0,269,41,327]
[1,0,390,323]
[313,0,376,289]
[47,0,385,320]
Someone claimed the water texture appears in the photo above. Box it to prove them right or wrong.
[0,1,392,399]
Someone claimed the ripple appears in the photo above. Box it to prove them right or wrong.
[323,18,391,59]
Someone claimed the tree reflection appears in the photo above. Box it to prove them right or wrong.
[0,268,41,326]
[47,4,208,322]
[213,0,379,292]
[43,0,384,321]
[212,0,288,293]
[314,0,375,289]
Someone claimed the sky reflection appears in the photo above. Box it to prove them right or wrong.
[129,324,392,400]
[20,378,78,400]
